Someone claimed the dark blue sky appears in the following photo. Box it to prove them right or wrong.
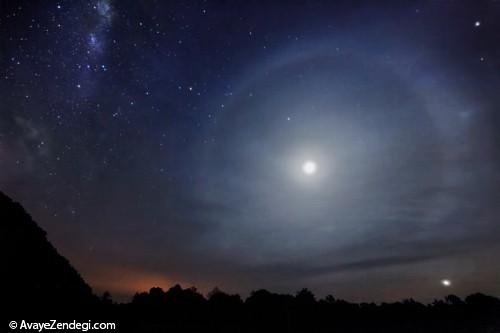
[1,0,500,302]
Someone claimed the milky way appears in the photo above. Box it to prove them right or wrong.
[1,1,500,301]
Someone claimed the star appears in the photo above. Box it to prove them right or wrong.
[441,279,451,287]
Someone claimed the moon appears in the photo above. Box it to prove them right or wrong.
[302,160,317,175]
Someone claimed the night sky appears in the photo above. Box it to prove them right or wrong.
[2,0,500,302]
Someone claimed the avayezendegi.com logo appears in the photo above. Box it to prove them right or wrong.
[8,320,116,331]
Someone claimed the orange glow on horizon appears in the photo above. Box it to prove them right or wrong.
[84,266,186,300]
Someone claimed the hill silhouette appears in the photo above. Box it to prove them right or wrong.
[1,191,97,317]
[2,190,500,332]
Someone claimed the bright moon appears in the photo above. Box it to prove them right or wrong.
[302,160,317,175]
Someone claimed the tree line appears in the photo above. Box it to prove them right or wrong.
[95,284,500,332]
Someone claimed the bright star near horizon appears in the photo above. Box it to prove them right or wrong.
[302,160,317,175]
[441,279,451,287]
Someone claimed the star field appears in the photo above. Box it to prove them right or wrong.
[1,0,500,302]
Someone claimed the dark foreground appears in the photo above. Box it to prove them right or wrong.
[3,190,500,332]
[6,286,500,333]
